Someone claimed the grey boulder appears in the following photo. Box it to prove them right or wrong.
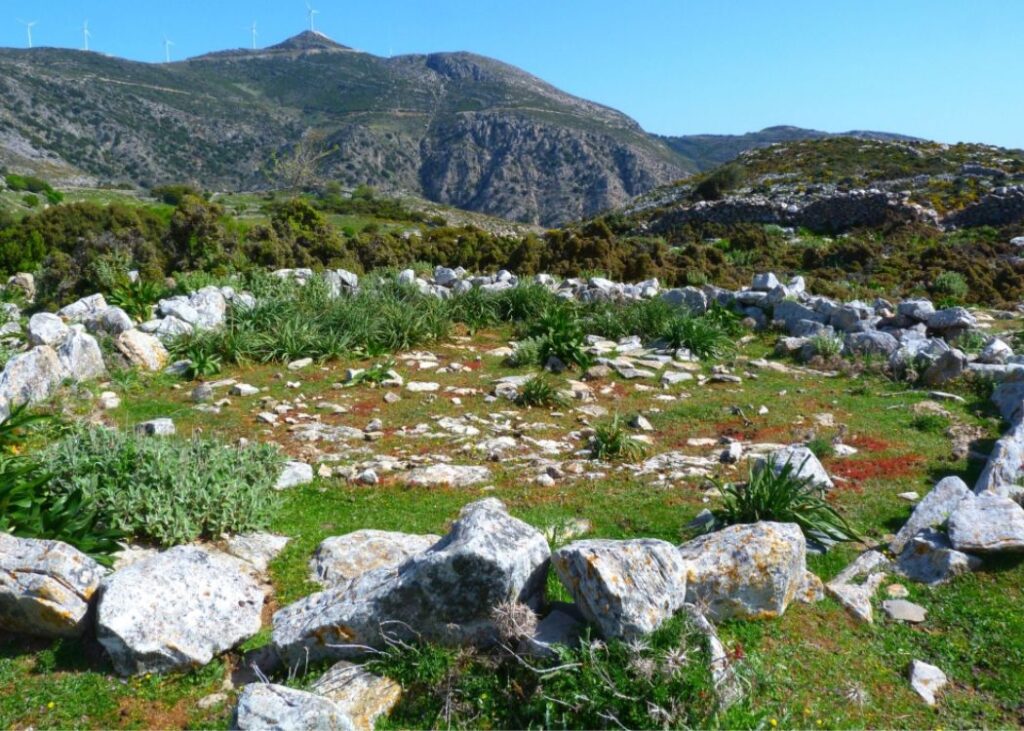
[948,493,1024,553]
[896,529,982,585]
[27,313,70,347]
[0,346,66,419]
[551,538,687,641]
[310,530,440,587]
[97,546,265,675]
[233,684,355,731]
[272,499,549,665]
[763,445,834,490]
[889,476,971,555]
[57,327,106,382]
[677,522,806,621]
[0,534,103,638]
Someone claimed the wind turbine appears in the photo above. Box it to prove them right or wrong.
[18,20,37,49]
[305,2,320,33]
[163,36,175,63]
[83,20,92,52]
[249,21,258,50]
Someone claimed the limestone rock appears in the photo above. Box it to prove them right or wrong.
[909,660,947,706]
[882,599,927,623]
[552,538,687,641]
[234,684,355,731]
[889,476,971,555]
[763,445,834,489]
[272,499,550,665]
[57,328,106,382]
[404,464,490,487]
[0,534,103,638]
[135,418,175,437]
[27,313,70,347]
[97,546,265,675]
[275,461,314,490]
[115,329,169,371]
[310,662,401,731]
[825,550,890,624]
[58,293,107,323]
[224,533,290,573]
[677,522,806,621]
[0,346,66,418]
[518,603,584,658]
[310,530,440,587]
[948,493,1024,553]
[896,529,982,585]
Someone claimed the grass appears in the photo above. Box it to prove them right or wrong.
[1,311,1019,729]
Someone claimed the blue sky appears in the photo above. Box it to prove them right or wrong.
[1,0,1021,148]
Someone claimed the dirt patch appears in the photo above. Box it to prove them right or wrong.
[117,696,193,729]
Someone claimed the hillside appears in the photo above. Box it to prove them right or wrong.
[0,32,690,226]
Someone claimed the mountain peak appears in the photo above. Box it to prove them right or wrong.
[269,30,351,52]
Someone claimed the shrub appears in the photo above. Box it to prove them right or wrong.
[707,457,860,545]
[693,164,745,202]
[932,270,969,302]
[590,415,648,462]
[505,337,543,368]
[910,413,949,433]
[22,194,39,208]
[515,376,568,409]
[151,184,204,206]
[43,428,283,547]
[107,278,168,322]
[953,329,986,354]
[344,359,397,387]
[184,347,223,380]
[806,436,836,460]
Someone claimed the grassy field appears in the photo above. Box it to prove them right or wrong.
[1,319,1021,729]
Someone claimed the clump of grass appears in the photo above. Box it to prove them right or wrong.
[184,347,222,380]
[345,358,397,388]
[661,314,736,360]
[515,376,567,409]
[910,413,950,433]
[707,457,860,545]
[526,304,591,369]
[43,428,282,548]
[806,436,836,459]
[932,270,969,303]
[107,278,168,322]
[505,337,543,368]
[810,334,844,359]
[590,414,648,462]
[953,330,986,355]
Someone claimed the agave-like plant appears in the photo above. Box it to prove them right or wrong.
[708,457,860,545]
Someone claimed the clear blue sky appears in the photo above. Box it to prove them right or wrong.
[2,0,1021,148]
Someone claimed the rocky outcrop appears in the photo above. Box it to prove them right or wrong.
[945,185,1024,228]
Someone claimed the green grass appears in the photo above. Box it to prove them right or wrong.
[2,318,1019,729]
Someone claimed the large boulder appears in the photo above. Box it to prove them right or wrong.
[0,346,67,419]
[947,493,1024,553]
[58,293,107,323]
[310,530,440,587]
[89,306,135,336]
[975,421,1024,496]
[889,476,972,555]
[188,287,228,330]
[234,684,355,731]
[57,327,106,382]
[27,313,70,347]
[551,539,688,641]
[921,349,969,387]
[96,546,265,675]
[844,330,899,357]
[272,499,550,665]
[992,371,1024,423]
[926,307,976,333]
[114,329,169,371]
[896,529,982,585]
[677,522,806,621]
[0,534,103,638]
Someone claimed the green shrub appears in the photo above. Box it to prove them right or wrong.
[707,457,860,545]
[953,330,986,354]
[43,428,283,547]
[344,359,397,387]
[590,415,648,462]
[515,376,568,409]
[693,164,745,201]
[909,413,949,433]
[661,314,735,360]
[151,184,205,206]
[505,337,543,368]
[107,278,168,322]
[932,270,969,302]
[806,436,836,460]
[22,194,39,208]
[184,347,223,380]
[810,334,844,359]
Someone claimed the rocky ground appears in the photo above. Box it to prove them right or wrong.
[1,268,1024,729]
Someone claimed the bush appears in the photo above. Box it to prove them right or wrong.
[43,428,283,547]
[661,314,735,360]
[590,415,648,462]
[707,457,860,545]
[505,337,543,368]
[806,436,836,459]
[910,413,949,433]
[107,278,169,321]
[526,305,590,369]
[932,270,969,302]
[515,376,568,409]
[151,184,205,206]
[693,164,745,202]
[810,334,844,359]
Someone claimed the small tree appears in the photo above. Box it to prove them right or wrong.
[268,129,339,191]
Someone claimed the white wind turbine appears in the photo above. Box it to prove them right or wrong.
[306,2,320,32]
[249,21,258,50]
[163,35,175,63]
[18,20,37,49]
[83,20,92,51]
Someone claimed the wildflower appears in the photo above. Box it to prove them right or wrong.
[47,702,55,710]
[770,719,778,728]
[662,645,692,675]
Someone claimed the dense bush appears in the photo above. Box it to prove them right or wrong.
[151,184,205,206]
[692,163,745,201]
[43,428,283,547]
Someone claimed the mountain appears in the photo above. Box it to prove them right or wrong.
[660,125,921,171]
[0,32,690,226]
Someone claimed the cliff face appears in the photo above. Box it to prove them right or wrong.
[0,33,690,226]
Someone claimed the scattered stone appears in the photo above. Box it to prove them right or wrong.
[310,530,440,587]
[275,461,314,490]
[287,357,314,371]
[629,414,654,432]
[310,661,402,731]
[886,584,910,598]
[720,441,744,464]
[0,534,103,638]
[223,533,290,573]
[234,684,355,731]
[897,492,919,502]
[98,391,121,410]
[518,604,584,659]
[135,418,175,437]
[230,383,260,397]
[97,546,265,676]
[763,445,834,489]
[552,538,688,641]
[677,522,807,621]
[191,383,214,403]
[908,660,948,706]
[882,599,927,623]
[889,476,971,554]
[404,464,490,487]
[406,381,440,393]
[825,550,890,624]
[197,692,228,710]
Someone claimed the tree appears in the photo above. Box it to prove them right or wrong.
[268,129,339,191]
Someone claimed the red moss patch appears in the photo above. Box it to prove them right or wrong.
[844,434,893,452]
[830,454,924,483]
